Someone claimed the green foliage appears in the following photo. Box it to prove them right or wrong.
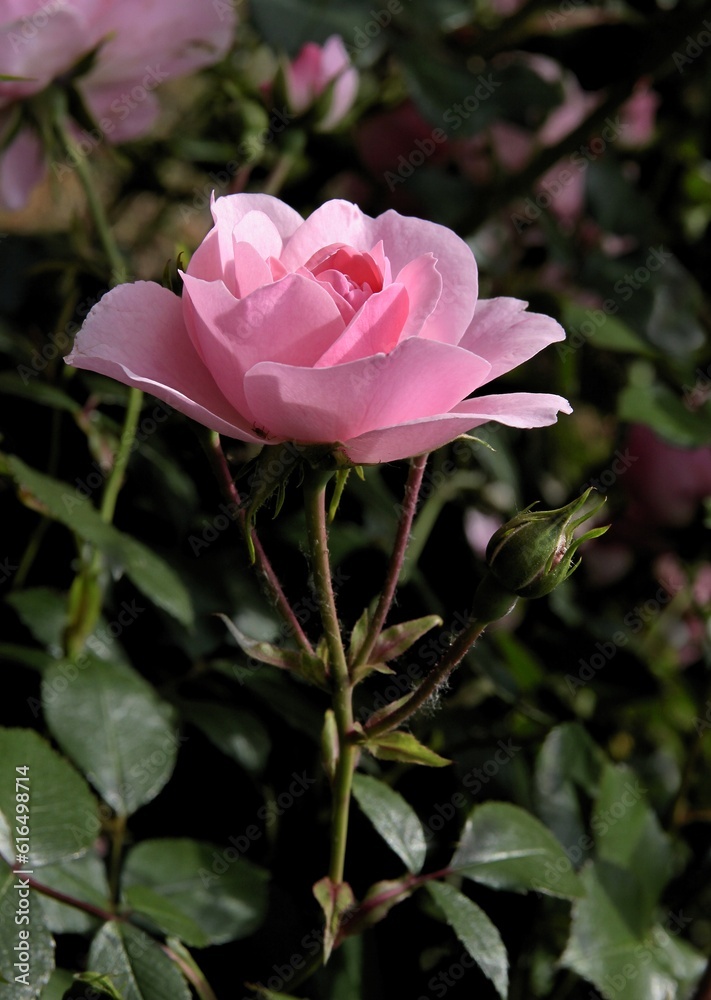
[42,658,180,817]
[426,881,508,1000]
[450,801,584,900]
[352,773,427,873]
[2,1,710,996]
[0,728,99,867]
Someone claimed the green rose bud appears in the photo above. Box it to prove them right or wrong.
[471,488,608,621]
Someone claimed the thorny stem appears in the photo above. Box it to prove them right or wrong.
[364,617,487,738]
[302,469,355,888]
[206,433,314,655]
[353,453,429,669]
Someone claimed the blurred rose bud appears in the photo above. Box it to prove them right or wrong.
[282,35,358,131]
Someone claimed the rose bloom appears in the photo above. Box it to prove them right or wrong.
[0,0,236,209]
[283,35,358,131]
[65,195,571,465]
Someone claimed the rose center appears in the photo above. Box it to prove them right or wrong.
[305,243,384,310]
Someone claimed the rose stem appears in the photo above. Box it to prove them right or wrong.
[207,433,314,655]
[363,617,488,738]
[302,468,355,887]
[54,106,143,658]
[352,453,429,669]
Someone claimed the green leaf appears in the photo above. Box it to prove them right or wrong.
[122,885,209,948]
[179,701,270,776]
[0,643,54,672]
[38,968,75,999]
[348,608,370,663]
[35,853,109,935]
[352,774,427,873]
[362,731,451,768]
[64,973,125,999]
[369,615,443,664]
[592,765,672,924]
[617,382,711,447]
[561,302,656,357]
[426,882,508,1000]
[0,862,55,999]
[217,615,303,670]
[534,722,604,851]
[0,728,99,867]
[88,923,191,1000]
[450,802,584,900]
[0,372,80,413]
[122,839,269,945]
[5,588,68,653]
[2,454,193,626]
[313,876,355,964]
[561,862,705,1000]
[42,658,180,816]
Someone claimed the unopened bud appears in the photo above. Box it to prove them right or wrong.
[471,488,608,619]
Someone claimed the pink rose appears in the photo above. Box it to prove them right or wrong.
[283,35,358,131]
[0,0,237,209]
[65,194,571,465]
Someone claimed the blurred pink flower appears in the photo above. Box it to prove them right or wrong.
[0,0,237,209]
[283,35,358,131]
[623,424,711,527]
[464,510,504,560]
[66,193,571,466]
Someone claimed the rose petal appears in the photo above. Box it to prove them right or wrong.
[181,271,344,416]
[0,125,45,210]
[342,392,571,464]
[459,297,566,380]
[280,200,371,271]
[64,281,263,443]
[315,284,409,366]
[393,254,442,340]
[243,338,491,444]
[451,391,573,426]
[231,239,274,298]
